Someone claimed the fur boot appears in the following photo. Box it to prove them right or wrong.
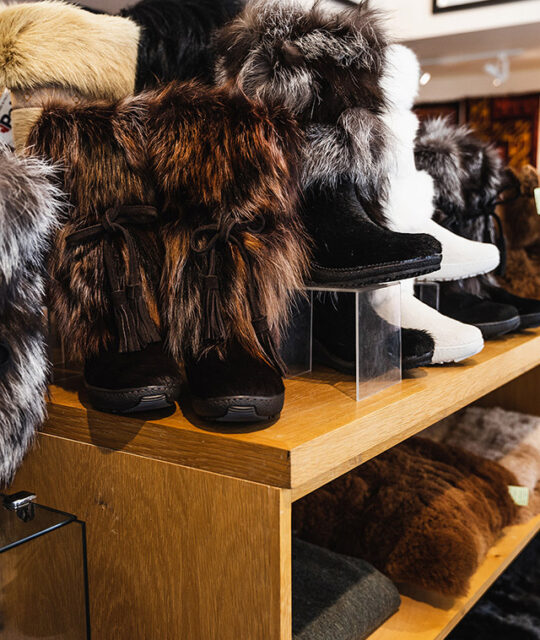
[214,0,443,287]
[416,118,540,332]
[146,81,309,421]
[0,143,63,485]
[25,96,181,413]
[121,0,244,89]
[0,1,140,149]
[293,437,518,597]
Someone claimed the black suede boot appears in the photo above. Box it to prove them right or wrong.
[305,180,442,287]
[475,284,540,330]
[84,342,181,413]
[417,282,520,339]
[313,293,434,373]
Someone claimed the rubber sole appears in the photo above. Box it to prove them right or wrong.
[307,254,441,288]
[85,381,181,414]
[431,338,485,364]
[192,393,285,423]
[313,339,433,373]
[475,315,521,339]
[519,312,540,330]
[416,257,500,283]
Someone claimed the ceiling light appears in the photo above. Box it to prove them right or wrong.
[420,72,432,86]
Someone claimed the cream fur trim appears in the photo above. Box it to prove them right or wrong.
[0,1,139,100]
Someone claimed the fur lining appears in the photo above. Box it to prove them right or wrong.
[214,0,391,207]
[385,170,435,232]
[146,81,309,361]
[415,117,466,212]
[26,96,163,361]
[121,0,243,89]
[0,1,139,100]
[11,107,42,152]
[381,44,420,112]
[0,143,63,486]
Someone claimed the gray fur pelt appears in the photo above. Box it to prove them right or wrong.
[214,0,392,222]
[415,116,503,244]
[0,143,63,486]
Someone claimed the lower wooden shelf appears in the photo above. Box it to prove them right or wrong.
[369,514,540,640]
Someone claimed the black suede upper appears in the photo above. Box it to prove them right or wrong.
[84,341,181,390]
[483,284,540,317]
[303,179,442,269]
[185,340,284,399]
[438,285,519,326]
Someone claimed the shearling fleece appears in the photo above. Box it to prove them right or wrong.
[214,0,392,216]
[121,0,244,89]
[0,143,63,486]
[293,437,518,597]
[146,81,309,362]
[26,96,163,361]
[0,1,139,100]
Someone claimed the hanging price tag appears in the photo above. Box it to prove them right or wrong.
[508,485,530,507]
[534,188,540,216]
[0,89,13,149]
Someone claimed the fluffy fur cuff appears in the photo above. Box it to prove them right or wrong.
[26,97,163,360]
[0,143,63,486]
[0,1,139,100]
[146,81,309,361]
[293,437,517,597]
[214,0,392,203]
[121,0,243,90]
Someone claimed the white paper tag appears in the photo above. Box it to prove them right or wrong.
[534,188,540,216]
[0,89,13,149]
[508,485,530,507]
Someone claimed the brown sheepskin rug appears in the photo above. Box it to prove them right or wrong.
[427,406,540,522]
[293,437,518,597]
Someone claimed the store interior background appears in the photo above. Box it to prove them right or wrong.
[79,0,540,168]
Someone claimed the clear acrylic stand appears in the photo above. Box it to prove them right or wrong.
[281,283,401,402]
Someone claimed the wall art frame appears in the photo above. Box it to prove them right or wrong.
[433,0,526,13]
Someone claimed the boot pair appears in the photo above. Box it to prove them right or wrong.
[416,117,540,338]
[20,81,308,422]
[0,144,63,485]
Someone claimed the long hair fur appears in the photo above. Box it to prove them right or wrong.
[146,80,309,361]
[214,0,391,218]
[0,143,63,486]
[26,96,163,361]
[0,1,139,100]
[121,0,244,90]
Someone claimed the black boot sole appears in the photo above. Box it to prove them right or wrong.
[313,339,432,374]
[85,381,181,414]
[307,255,441,288]
[192,393,285,423]
[475,316,521,339]
[519,312,540,330]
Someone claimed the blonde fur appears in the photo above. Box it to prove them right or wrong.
[0,1,139,100]
[11,106,41,152]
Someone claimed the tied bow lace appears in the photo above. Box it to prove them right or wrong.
[66,205,161,353]
[190,218,287,376]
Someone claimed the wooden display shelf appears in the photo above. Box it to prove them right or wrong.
[370,514,540,640]
[10,328,540,639]
[47,328,540,497]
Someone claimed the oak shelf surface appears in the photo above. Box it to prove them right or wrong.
[369,514,540,640]
[46,328,540,493]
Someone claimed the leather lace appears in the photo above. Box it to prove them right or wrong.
[190,218,287,376]
[66,205,160,353]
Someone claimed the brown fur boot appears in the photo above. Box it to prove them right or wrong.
[146,81,309,422]
[26,96,181,413]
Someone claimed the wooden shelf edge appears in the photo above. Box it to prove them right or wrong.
[368,514,540,640]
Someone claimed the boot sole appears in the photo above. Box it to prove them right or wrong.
[85,382,181,414]
[313,339,433,373]
[307,255,441,288]
[475,316,521,339]
[192,393,285,423]
[519,312,540,330]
